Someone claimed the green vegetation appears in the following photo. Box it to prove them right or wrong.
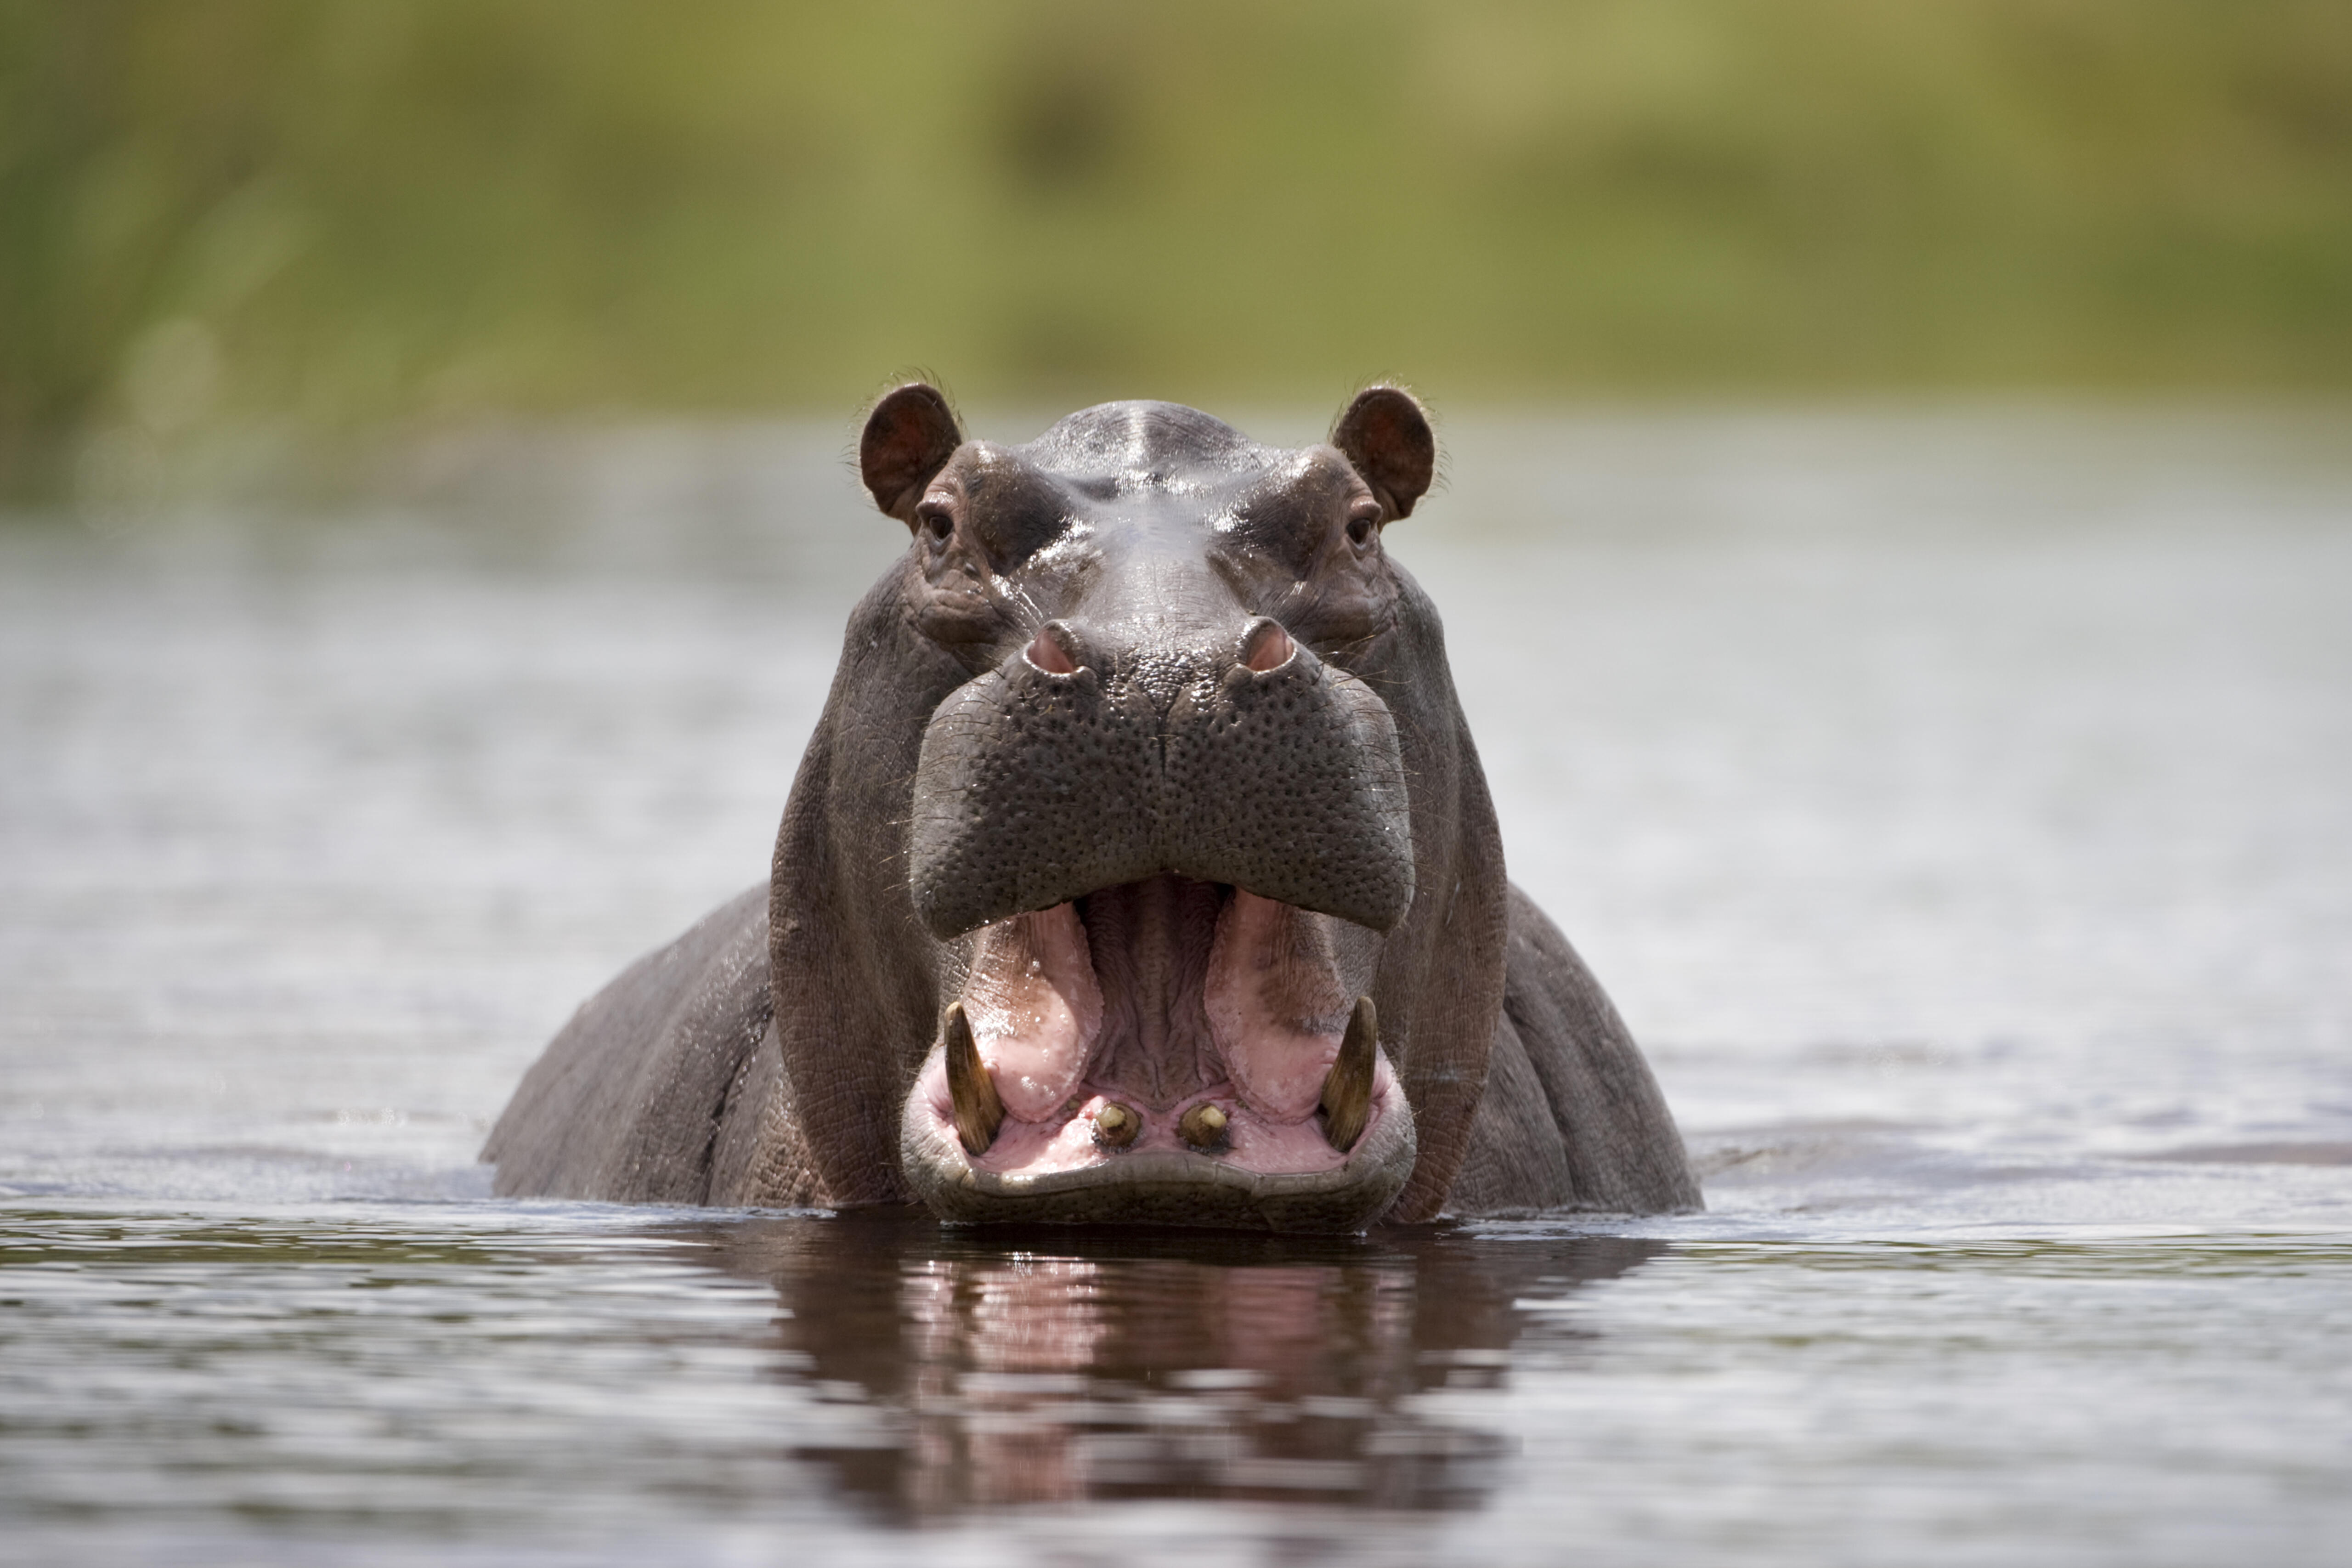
[4,0,2348,455]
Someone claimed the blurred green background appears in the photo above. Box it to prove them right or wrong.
[4,0,2348,478]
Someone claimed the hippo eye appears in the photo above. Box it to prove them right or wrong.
[917,503,954,543]
[1346,504,1379,548]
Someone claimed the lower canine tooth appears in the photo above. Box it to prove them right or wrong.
[1093,1102,1140,1148]
[1178,1103,1229,1149]
[1318,995,1377,1153]
[943,1001,1005,1156]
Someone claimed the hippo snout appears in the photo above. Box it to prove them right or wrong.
[906,624,1414,940]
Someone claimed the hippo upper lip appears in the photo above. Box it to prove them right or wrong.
[906,629,1415,940]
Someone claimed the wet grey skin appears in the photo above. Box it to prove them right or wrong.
[483,384,1701,1230]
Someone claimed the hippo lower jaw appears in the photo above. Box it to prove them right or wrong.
[899,1104,1418,1232]
[896,874,1419,1232]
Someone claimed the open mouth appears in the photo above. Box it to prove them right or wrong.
[900,873,1416,1229]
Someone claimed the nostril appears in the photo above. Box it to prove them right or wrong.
[1025,623,1080,675]
[1242,619,1293,674]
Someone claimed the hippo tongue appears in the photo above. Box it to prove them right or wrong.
[961,875,1350,1125]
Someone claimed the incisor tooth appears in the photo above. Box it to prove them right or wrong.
[943,1001,1005,1156]
[1093,1101,1140,1148]
[1318,995,1377,1153]
[1178,1102,1228,1149]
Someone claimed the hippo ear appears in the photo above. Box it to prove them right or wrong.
[860,382,964,525]
[1332,385,1436,521]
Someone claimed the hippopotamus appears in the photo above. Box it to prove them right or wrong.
[484,384,1699,1230]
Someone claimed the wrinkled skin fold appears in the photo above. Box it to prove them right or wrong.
[484,386,1701,1229]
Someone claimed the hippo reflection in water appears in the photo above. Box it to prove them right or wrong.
[699,1214,1667,1515]
[485,385,1700,1229]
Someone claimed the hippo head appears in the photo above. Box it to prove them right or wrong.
[770,384,1508,1232]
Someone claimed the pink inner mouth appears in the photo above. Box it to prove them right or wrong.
[916,875,1394,1177]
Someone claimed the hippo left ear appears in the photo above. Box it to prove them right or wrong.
[860,382,964,525]
[1332,385,1436,521]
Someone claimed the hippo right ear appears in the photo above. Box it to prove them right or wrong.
[1332,385,1436,521]
[860,382,964,525]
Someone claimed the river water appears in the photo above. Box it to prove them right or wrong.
[4,407,2348,1565]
